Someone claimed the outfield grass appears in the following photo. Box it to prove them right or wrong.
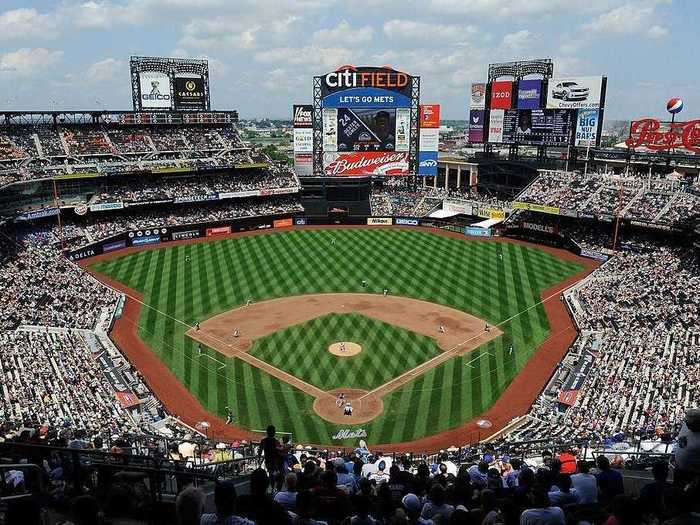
[91,228,583,445]
[250,313,441,391]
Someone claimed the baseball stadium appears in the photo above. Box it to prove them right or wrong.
[1,27,699,525]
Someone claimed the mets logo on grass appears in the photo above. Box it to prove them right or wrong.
[332,429,368,440]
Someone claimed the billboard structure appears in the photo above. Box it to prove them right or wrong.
[130,56,210,112]
[293,104,313,177]
[625,119,700,154]
[470,58,606,150]
[312,66,420,176]
[418,104,440,176]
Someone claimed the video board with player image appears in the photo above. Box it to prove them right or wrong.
[336,108,397,152]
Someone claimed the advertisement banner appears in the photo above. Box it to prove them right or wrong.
[293,128,313,153]
[323,87,411,109]
[465,226,492,237]
[575,109,600,147]
[625,119,700,153]
[172,229,200,240]
[470,83,486,109]
[516,79,542,110]
[273,218,293,228]
[323,108,338,152]
[139,71,171,109]
[489,81,513,109]
[522,222,558,235]
[321,67,411,98]
[89,202,124,212]
[67,247,98,261]
[174,77,206,110]
[557,390,579,407]
[293,153,313,177]
[480,208,506,220]
[395,218,419,226]
[259,187,298,196]
[293,104,313,128]
[395,108,411,152]
[419,104,440,128]
[294,217,308,225]
[206,226,231,237]
[444,200,473,215]
[488,109,505,143]
[103,240,127,253]
[418,151,438,177]
[468,110,485,143]
[580,249,609,262]
[174,194,218,204]
[16,208,59,221]
[218,190,260,199]
[367,217,392,225]
[513,201,561,215]
[546,76,604,109]
[337,108,397,152]
[419,128,439,151]
[323,151,408,176]
[132,235,161,246]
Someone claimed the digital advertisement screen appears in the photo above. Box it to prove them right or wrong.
[174,77,206,110]
[336,108,397,152]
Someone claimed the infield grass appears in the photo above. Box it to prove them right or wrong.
[91,228,583,445]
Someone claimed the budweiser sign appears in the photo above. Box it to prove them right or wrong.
[324,152,409,176]
[625,118,700,153]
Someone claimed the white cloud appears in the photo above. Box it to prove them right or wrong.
[255,45,362,70]
[312,20,373,46]
[427,0,621,16]
[383,19,477,45]
[62,1,147,28]
[0,8,61,40]
[583,2,668,38]
[64,57,125,84]
[501,30,535,51]
[0,48,63,76]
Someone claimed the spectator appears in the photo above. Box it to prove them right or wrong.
[200,480,254,525]
[547,474,578,507]
[276,472,299,512]
[176,486,204,525]
[421,484,454,522]
[639,461,671,517]
[519,485,565,525]
[570,461,598,505]
[596,456,625,505]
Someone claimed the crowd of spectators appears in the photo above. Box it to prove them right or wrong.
[517,171,700,226]
[0,124,250,186]
[508,224,700,448]
[89,168,298,204]
[0,228,119,331]
[73,196,303,244]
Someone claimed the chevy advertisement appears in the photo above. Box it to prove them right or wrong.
[546,76,605,109]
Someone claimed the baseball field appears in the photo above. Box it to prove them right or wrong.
[88,227,589,447]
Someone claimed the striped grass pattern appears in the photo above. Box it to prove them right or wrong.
[91,229,582,445]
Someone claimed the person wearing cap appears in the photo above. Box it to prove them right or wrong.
[401,493,435,525]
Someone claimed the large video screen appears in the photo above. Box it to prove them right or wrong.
[337,108,397,152]
[494,109,572,145]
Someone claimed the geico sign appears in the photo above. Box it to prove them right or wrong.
[325,69,409,89]
[142,94,171,101]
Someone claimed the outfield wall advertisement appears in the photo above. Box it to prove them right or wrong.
[323,152,409,176]
[418,104,440,177]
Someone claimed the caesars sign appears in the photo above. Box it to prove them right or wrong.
[626,119,700,153]
[320,66,413,176]
[139,71,171,109]
[174,77,206,110]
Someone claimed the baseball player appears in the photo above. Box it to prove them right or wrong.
[185,255,191,263]
[336,393,344,408]
[484,323,490,333]
[331,237,336,246]
[508,344,513,355]
[233,329,240,338]
[196,343,203,356]
[439,325,446,334]
[340,342,346,353]
[225,406,234,425]
[383,288,388,296]
[361,279,367,288]
[195,321,200,331]
[246,298,252,307]
[343,402,353,416]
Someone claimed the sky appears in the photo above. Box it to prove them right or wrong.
[0,0,695,120]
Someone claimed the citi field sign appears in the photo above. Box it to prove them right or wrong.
[321,65,412,108]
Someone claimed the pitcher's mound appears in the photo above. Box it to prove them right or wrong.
[328,341,362,357]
